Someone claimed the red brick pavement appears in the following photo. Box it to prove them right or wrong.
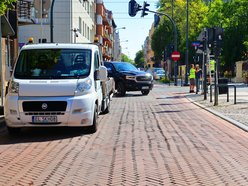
[0,85,248,185]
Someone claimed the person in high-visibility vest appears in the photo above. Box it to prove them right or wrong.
[189,64,196,93]
[210,59,215,73]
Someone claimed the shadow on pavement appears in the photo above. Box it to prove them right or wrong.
[0,126,91,145]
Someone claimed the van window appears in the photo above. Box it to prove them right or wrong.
[14,49,92,79]
[94,51,100,71]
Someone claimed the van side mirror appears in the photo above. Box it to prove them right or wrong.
[94,66,108,81]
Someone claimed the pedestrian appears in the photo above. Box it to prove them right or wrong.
[189,64,196,93]
[195,64,202,94]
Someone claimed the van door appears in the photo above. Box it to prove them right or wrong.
[94,51,102,110]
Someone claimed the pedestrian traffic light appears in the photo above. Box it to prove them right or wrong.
[141,1,150,17]
[128,0,142,17]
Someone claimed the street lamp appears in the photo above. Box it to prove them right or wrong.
[113,27,126,60]
[184,0,189,86]
[114,27,126,32]
[120,40,128,43]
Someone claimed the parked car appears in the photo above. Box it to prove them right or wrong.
[5,43,114,135]
[104,61,153,96]
[146,67,165,80]
[154,69,166,80]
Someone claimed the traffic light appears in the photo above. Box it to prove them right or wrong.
[141,1,150,17]
[207,27,224,48]
[128,0,141,17]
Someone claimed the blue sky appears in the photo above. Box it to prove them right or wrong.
[104,0,158,60]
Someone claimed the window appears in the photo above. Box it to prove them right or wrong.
[79,17,82,33]
[14,49,92,79]
[94,52,100,71]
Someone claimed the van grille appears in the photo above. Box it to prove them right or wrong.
[22,101,67,112]
[25,112,65,115]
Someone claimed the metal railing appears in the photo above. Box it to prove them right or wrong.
[210,84,236,104]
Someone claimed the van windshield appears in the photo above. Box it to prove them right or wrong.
[14,49,91,79]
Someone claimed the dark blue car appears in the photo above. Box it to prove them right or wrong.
[104,61,153,96]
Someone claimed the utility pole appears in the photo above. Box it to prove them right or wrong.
[50,0,55,43]
[203,28,208,100]
[0,17,3,106]
[184,0,189,86]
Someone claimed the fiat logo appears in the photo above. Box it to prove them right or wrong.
[41,103,48,110]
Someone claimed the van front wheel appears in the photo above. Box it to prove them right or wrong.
[88,104,98,133]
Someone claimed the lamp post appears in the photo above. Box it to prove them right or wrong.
[120,40,128,43]
[113,27,126,60]
[184,0,189,86]
[50,0,55,43]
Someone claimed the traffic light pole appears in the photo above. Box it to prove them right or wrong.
[148,10,178,85]
[203,28,208,100]
[50,0,55,43]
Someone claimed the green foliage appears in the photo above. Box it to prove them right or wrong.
[159,76,170,83]
[152,0,208,63]
[134,50,145,68]
[151,0,248,73]
[0,0,16,15]
[151,18,172,62]
[206,0,248,70]
[120,53,133,64]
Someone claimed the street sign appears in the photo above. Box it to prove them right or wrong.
[171,51,180,61]
[192,41,201,46]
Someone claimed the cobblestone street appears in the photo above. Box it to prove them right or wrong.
[0,84,248,185]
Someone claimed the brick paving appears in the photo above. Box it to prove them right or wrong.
[0,84,248,185]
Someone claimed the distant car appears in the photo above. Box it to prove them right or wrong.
[104,61,153,96]
[146,67,164,80]
[154,69,166,80]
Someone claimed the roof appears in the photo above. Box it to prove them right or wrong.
[21,43,99,50]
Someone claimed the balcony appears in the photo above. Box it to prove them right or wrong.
[17,0,34,25]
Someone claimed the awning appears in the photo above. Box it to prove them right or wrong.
[1,15,15,37]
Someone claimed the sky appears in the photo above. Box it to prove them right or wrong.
[104,0,158,60]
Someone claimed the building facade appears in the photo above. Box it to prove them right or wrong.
[143,24,155,68]
[18,0,95,45]
[96,0,116,61]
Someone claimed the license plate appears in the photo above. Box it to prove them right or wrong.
[142,86,149,90]
[32,116,57,123]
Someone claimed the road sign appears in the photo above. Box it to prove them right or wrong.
[171,51,180,61]
[192,41,201,46]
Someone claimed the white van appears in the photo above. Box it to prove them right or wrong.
[4,43,110,134]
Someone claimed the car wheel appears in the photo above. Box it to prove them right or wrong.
[116,82,126,96]
[102,96,110,114]
[141,90,150,95]
[88,104,98,133]
[7,126,21,135]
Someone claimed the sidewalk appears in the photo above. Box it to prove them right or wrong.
[185,83,248,132]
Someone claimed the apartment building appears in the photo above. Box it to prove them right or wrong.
[17,0,116,61]
[96,0,116,61]
[143,24,155,68]
[18,0,95,45]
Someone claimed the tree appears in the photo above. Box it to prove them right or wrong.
[120,53,133,63]
[151,17,172,64]
[152,0,208,64]
[0,0,16,15]
[205,0,248,71]
[134,50,145,68]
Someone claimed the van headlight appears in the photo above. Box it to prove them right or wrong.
[9,80,19,94]
[75,77,92,95]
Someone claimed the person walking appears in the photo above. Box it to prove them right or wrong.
[189,64,196,93]
[195,64,202,94]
